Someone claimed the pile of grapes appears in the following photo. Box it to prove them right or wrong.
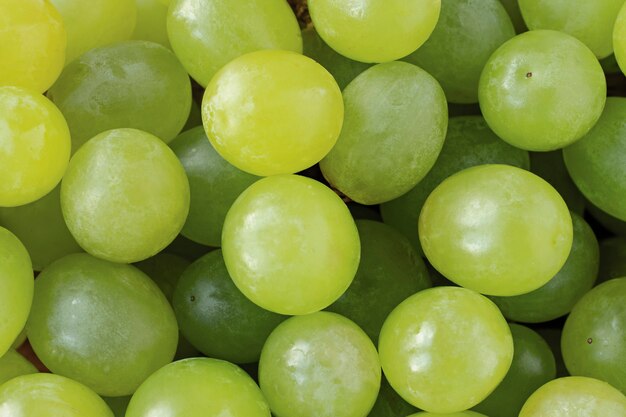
[1,0,625,416]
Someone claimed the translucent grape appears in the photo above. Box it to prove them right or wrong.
[202,50,343,176]
[132,0,170,48]
[419,164,572,296]
[598,237,626,283]
[479,30,606,151]
[48,41,191,153]
[0,0,65,93]
[27,253,178,396]
[320,61,448,204]
[308,0,441,63]
[259,312,381,417]
[379,286,513,413]
[0,349,37,386]
[167,0,302,86]
[222,175,360,315]
[0,87,70,207]
[405,0,515,103]
[61,129,190,264]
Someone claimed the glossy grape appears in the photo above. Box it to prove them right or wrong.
[563,97,626,221]
[27,253,178,396]
[529,151,585,214]
[479,30,606,151]
[405,0,515,103]
[0,87,71,207]
[308,0,441,63]
[381,116,529,255]
[48,41,191,152]
[259,312,381,417]
[126,358,270,417]
[202,50,343,176]
[490,212,599,322]
[561,278,626,393]
[379,287,513,413]
[320,61,448,204]
[222,175,360,315]
[0,0,65,93]
[132,0,170,48]
[61,129,190,264]
[167,0,301,86]
[598,238,626,283]
[0,349,37,386]
[170,127,259,247]
[419,164,572,296]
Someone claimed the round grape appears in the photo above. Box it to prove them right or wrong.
[132,0,170,48]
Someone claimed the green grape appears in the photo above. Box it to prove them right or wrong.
[0,185,82,271]
[259,312,381,417]
[563,97,626,221]
[614,2,626,74]
[10,327,27,350]
[490,212,598,323]
[600,53,622,74]
[479,30,606,151]
[588,202,626,237]
[202,50,343,176]
[132,0,170,48]
[135,253,190,302]
[326,220,431,344]
[598,238,626,283]
[308,0,441,63]
[320,61,448,205]
[61,128,190,264]
[419,164,572,296]
[49,0,136,64]
[0,349,38,386]
[170,127,259,247]
[301,27,372,90]
[173,250,286,364]
[409,412,488,417]
[0,227,32,358]
[0,0,65,93]
[0,373,113,417]
[519,0,623,59]
[561,278,626,393]
[367,376,418,417]
[222,175,360,315]
[126,358,270,417]
[102,396,131,417]
[519,376,626,417]
[381,116,530,255]
[27,253,178,396]
[498,0,528,33]
[473,324,556,417]
[379,287,513,413]
[0,87,71,207]
[405,0,515,103]
[48,41,191,153]
[529,151,585,214]
[167,0,302,86]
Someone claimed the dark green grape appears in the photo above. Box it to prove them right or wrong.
[102,396,131,417]
[587,202,626,237]
[529,151,585,214]
[135,253,190,303]
[598,237,626,283]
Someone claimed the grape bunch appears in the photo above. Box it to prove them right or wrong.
[0,0,625,417]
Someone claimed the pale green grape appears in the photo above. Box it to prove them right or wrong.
[561,278,626,393]
[519,0,623,58]
[0,87,70,207]
[0,349,37,386]
[405,0,515,103]
[320,61,447,204]
[614,2,626,74]
[259,312,381,417]
[0,227,32,358]
[167,0,302,86]
[48,41,191,153]
[27,253,178,396]
[308,0,441,63]
[498,0,528,33]
[379,287,513,413]
[479,30,606,151]
[126,358,270,417]
[61,129,190,264]
[0,373,113,417]
[0,185,82,271]
[0,0,65,93]
[529,151,585,214]
[222,175,360,315]
[563,97,626,221]
[419,165,572,296]
[132,0,170,48]
[170,127,259,247]
[50,0,136,64]
[202,50,343,176]
[381,116,530,255]
[519,376,626,417]
[598,237,626,282]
